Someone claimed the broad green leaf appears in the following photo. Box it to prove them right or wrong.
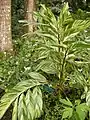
[32,47,49,61]
[75,100,81,106]
[62,108,73,119]
[61,2,69,14]
[36,60,57,74]
[60,98,73,107]
[66,54,75,60]
[72,71,87,86]
[51,43,67,49]
[49,22,58,33]
[0,79,47,119]
[36,32,58,42]
[25,87,43,120]
[72,20,90,32]
[29,72,47,82]
[25,89,34,120]
[73,41,90,48]
[59,2,71,25]
[72,111,81,120]
[76,103,89,120]
[75,61,90,64]
[18,94,27,120]
[64,32,79,42]
[32,87,43,118]
[12,98,18,120]
[86,91,90,107]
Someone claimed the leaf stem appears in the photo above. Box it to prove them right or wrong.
[60,49,68,82]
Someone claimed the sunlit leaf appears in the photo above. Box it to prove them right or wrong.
[86,91,90,107]
[60,98,73,107]
[25,89,34,120]
[36,60,57,74]
[62,108,73,119]
[18,94,27,120]
[29,72,47,82]
[0,78,47,119]
[12,98,18,120]
[32,87,43,118]
[76,103,89,120]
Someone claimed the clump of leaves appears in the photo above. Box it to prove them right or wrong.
[1,3,90,120]
[33,3,90,119]
[60,98,89,120]
[33,3,90,91]
[0,71,47,120]
[0,38,47,120]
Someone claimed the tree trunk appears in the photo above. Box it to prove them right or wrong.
[25,0,36,32]
[0,0,13,52]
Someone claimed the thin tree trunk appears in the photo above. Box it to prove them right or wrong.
[25,0,36,32]
[0,0,13,52]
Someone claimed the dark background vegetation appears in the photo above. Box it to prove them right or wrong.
[12,0,90,38]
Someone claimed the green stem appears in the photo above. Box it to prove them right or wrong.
[60,49,68,82]
[58,33,60,52]
[57,31,61,79]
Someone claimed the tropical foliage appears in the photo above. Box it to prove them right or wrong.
[0,71,47,119]
[32,3,90,119]
[1,2,90,120]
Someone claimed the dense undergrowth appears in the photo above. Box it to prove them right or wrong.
[1,3,90,120]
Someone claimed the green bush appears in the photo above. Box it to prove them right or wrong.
[1,3,90,120]
[34,3,90,119]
